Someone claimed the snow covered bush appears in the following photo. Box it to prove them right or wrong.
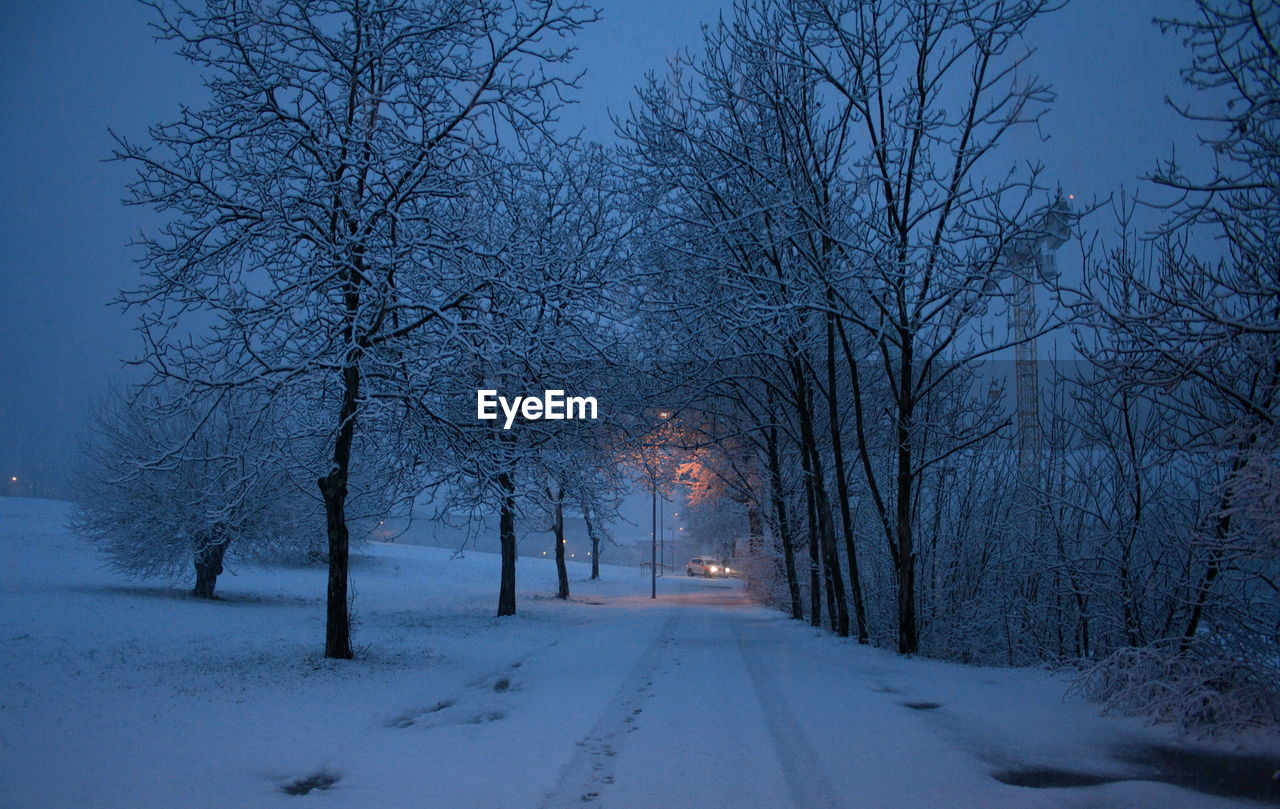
[737,548,788,609]
[72,386,316,597]
[1069,641,1280,737]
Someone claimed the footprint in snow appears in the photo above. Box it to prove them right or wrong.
[387,699,456,728]
[279,771,340,796]
[902,701,942,711]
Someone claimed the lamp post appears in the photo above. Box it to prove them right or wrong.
[658,494,664,576]
[650,476,657,599]
[671,511,679,571]
[650,410,671,599]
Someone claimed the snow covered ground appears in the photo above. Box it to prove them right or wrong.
[1,497,1275,809]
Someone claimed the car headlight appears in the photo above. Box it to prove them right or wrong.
[709,566,718,572]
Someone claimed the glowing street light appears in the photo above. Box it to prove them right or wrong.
[670,511,681,571]
[651,472,657,599]
[647,406,677,598]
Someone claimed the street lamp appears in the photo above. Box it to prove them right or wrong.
[658,494,664,577]
[650,471,657,599]
[649,409,673,599]
[671,511,679,571]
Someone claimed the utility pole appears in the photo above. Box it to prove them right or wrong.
[658,495,664,576]
[649,409,672,599]
[650,409,670,599]
[650,478,657,599]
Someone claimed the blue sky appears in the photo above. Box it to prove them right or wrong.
[0,0,1205,495]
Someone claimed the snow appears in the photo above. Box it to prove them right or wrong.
[1,497,1273,809]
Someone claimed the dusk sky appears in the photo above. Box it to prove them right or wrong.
[1,0,1204,496]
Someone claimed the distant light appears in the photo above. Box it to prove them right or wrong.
[658,411,671,419]
[8,476,15,482]
[570,553,576,558]
[1068,194,1074,200]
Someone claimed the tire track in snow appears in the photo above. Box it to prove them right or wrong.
[538,609,682,808]
[733,617,847,809]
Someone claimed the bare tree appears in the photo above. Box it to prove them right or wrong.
[770,0,1063,654]
[1069,0,1278,648]
[114,0,595,657]
[418,142,627,615]
[72,385,314,598]
[623,0,1064,653]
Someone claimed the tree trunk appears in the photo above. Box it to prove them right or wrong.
[806,430,849,637]
[192,532,230,599]
[497,471,518,617]
[801,429,824,629]
[1180,452,1244,648]
[814,459,848,637]
[318,359,361,660]
[794,359,848,635]
[551,484,569,599]
[766,420,804,621]
[1181,548,1223,648]
[585,505,601,580]
[894,341,919,655]
[746,501,764,556]
[837,316,902,645]
[825,304,868,642]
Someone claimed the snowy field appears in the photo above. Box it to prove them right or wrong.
[1,497,1275,809]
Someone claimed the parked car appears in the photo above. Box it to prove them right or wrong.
[686,557,731,578]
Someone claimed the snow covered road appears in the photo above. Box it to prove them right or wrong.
[534,578,1275,809]
[2,498,1275,809]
